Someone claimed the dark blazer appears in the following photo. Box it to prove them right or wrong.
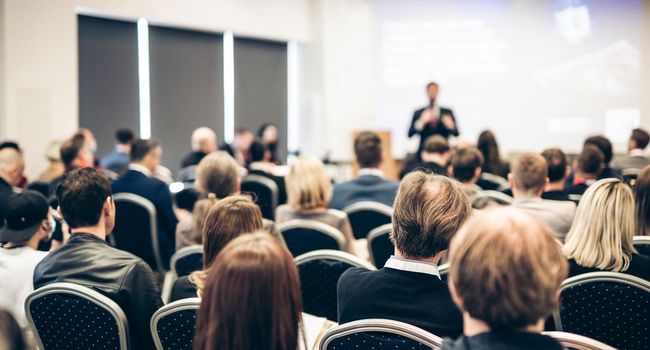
[400,161,448,179]
[329,175,399,210]
[408,106,459,155]
[442,332,563,350]
[33,233,163,350]
[542,190,571,201]
[111,170,178,265]
[337,267,462,338]
[180,151,207,169]
[568,255,650,280]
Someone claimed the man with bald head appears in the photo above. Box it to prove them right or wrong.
[181,127,217,168]
[509,153,576,240]
[0,147,25,221]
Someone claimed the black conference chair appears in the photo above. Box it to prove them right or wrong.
[278,220,346,257]
[553,272,650,350]
[543,331,616,350]
[177,166,197,184]
[633,236,650,259]
[295,250,375,321]
[26,181,51,198]
[112,193,165,271]
[25,282,129,350]
[319,318,443,350]
[150,298,200,350]
[342,201,393,240]
[241,174,279,220]
[367,223,393,268]
[472,190,513,209]
[476,172,509,191]
[622,168,641,186]
[170,245,203,278]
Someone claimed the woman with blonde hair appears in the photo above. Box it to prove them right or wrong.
[175,151,240,250]
[563,178,649,279]
[275,155,356,254]
[170,195,264,301]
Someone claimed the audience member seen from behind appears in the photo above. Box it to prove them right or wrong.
[583,135,620,180]
[171,195,264,301]
[566,145,604,196]
[509,153,576,239]
[111,139,178,269]
[257,123,281,164]
[180,127,218,169]
[220,128,254,167]
[337,172,471,337]
[33,168,162,350]
[563,178,649,280]
[248,141,287,205]
[449,146,483,199]
[100,128,136,175]
[194,232,305,350]
[175,151,240,250]
[0,309,25,350]
[37,140,64,183]
[611,128,650,171]
[540,148,571,201]
[0,191,52,329]
[442,207,567,350]
[476,130,510,179]
[400,135,451,179]
[634,165,650,237]
[329,131,399,210]
[276,155,356,255]
[49,134,95,197]
[0,148,25,221]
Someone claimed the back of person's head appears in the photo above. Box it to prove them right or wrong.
[249,141,268,163]
[0,309,25,350]
[584,135,613,164]
[541,148,568,183]
[564,178,637,272]
[0,191,50,245]
[60,135,86,170]
[391,172,471,259]
[0,141,20,152]
[449,207,568,331]
[115,129,136,145]
[354,131,382,168]
[234,128,254,150]
[634,165,650,236]
[0,147,24,186]
[422,135,450,155]
[195,151,240,198]
[476,130,502,174]
[630,128,650,150]
[257,123,278,143]
[130,138,160,162]
[451,146,484,183]
[191,127,218,153]
[576,145,604,176]
[286,155,331,210]
[195,232,303,350]
[510,153,547,195]
[56,168,112,229]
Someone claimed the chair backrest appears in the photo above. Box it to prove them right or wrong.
[295,250,376,321]
[25,282,129,350]
[553,272,650,350]
[278,219,346,257]
[633,235,650,257]
[177,165,197,184]
[150,298,200,350]
[170,245,204,278]
[241,174,279,220]
[622,168,641,186]
[26,181,51,198]
[342,201,393,240]
[319,318,443,350]
[367,223,394,268]
[472,190,513,208]
[477,172,510,191]
[542,331,616,350]
[112,193,163,271]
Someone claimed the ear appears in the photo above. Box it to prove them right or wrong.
[507,173,514,188]
[564,166,570,179]
[544,177,550,188]
[473,167,481,178]
[448,166,454,177]
[104,196,114,216]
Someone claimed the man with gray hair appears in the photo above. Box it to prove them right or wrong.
[181,127,217,168]
[0,147,25,221]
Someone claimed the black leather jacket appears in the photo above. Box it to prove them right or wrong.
[34,233,162,350]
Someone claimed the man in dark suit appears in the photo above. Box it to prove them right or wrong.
[0,148,24,221]
[247,141,287,205]
[400,135,451,179]
[180,127,217,169]
[329,132,399,210]
[337,172,470,337]
[112,139,178,268]
[408,82,459,157]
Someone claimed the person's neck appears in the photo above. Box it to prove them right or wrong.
[394,250,444,265]
[0,173,13,186]
[463,313,544,337]
[115,144,130,154]
[512,187,542,199]
[70,226,107,240]
[421,154,446,166]
[575,171,597,180]
[545,181,565,192]
[3,233,42,250]
[461,181,477,191]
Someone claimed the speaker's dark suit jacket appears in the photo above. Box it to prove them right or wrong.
[111,170,178,265]
[408,106,459,155]
[328,175,399,210]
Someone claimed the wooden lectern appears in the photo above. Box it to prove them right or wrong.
[351,130,399,180]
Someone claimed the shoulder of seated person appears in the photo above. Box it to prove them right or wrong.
[325,208,348,219]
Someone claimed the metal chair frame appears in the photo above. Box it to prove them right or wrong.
[150,297,201,350]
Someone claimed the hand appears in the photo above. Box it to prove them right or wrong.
[416,109,436,130]
[441,114,455,130]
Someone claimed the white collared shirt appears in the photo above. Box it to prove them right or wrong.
[358,168,384,178]
[128,163,152,177]
[384,255,440,279]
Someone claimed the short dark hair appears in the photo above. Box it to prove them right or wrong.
[423,135,450,154]
[130,139,160,162]
[115,129,136,145]
[541,148,567,183]
[0,141,21,152]
[249,141,267,162]
[584,135,613,164]
[577,145,604,175]
[451,147,484,182]
[631,128,650,150]
[56,168,112,228]
[60,135,85,169]
[426,81,438,89]
[354,132,382,168]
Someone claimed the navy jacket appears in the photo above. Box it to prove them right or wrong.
[329,175,399,210]
[111,170,177,264]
